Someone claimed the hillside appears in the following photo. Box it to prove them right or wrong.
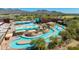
[0,8,79,16]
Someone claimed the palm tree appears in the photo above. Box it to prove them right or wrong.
[30,38,46,50]
[48,42,56,49]
[48,36,57,49]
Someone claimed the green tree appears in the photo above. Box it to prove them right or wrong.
[60,19,79,42]
[30,38,46,50]
[48,37,57,49]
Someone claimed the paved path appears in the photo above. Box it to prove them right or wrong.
[0,23,12,50]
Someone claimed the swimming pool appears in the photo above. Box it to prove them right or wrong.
[15,21,32,24]
[9,23,65,49]
[15,23,39,31]
[9,29,53,49]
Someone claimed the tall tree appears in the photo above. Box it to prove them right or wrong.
[30,38,46,50]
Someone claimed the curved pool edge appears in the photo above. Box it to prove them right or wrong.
[9,24,65,49]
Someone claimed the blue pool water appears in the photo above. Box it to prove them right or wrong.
[15,21,32,24]
[9,23,65,49]
[10,41,32,49]
[16,23,39,31]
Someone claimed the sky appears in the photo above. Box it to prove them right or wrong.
[20,8,79,14]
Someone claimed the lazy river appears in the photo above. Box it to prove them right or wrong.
[9,22,65,49]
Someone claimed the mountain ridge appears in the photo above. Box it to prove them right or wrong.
[0,8,79,16]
